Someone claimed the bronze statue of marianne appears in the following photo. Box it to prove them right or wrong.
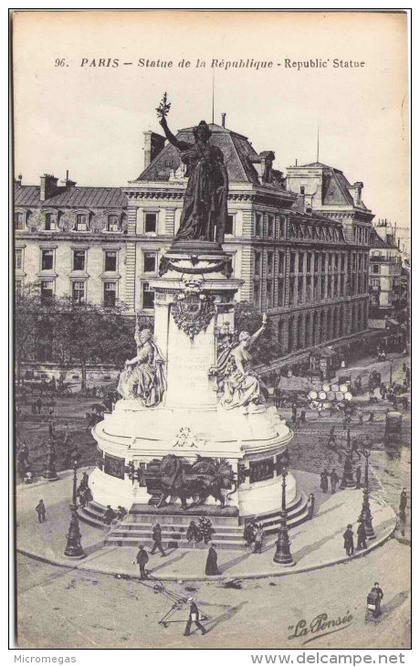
[157,96,228,245]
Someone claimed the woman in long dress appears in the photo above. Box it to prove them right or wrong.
[159,116,228,244]
[205,542,220,576]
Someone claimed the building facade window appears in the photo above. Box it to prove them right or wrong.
[73,250,86,271]
[40,280,54,304]
[143,252,157,273]
[255,213,263,237]
[225,214,234,236]
[72,281,86,304]
[145,212,157,234]
[75,213,89,231]
[290,252,296,274]
[142,281,154,309]
[104,282,117,307]
[41,249,54,271]
[372,265,379,274]
[267,215,274,238]
[104,250,117,272]
[15,211,25,230]
[15,248,23,270]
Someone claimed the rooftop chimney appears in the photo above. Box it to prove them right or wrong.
[221,112,226,128]
[40,174,58,201]
[62,169,77,189]
[143,131,166,169]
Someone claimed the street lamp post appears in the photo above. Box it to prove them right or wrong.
[43,440,58,481]
[339,428,356,489]
[359,441,375,540]
[64,458,86,559]
[273,451,295,566]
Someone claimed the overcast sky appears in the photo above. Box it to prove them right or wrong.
[13,10,409,233]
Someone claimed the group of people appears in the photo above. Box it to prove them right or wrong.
[243,520,265,552]
[342,520,368,555]
[134,539,220,580]
[186,517,214,545]
[320,468,340,494]
[103,504,128,526]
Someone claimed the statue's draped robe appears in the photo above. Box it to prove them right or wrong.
[163,133,228,243]
[220,344,265,410]
[117,340,166,406]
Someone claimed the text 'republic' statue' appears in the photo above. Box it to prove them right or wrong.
[117,324,166,407]
[156,93,228,245]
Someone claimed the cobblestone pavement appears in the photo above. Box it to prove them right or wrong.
[16,537,410,649]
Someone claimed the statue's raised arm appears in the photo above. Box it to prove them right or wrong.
[155,92,229,244]
[247,313,267,348]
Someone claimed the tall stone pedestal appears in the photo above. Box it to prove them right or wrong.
[87,248,303,538]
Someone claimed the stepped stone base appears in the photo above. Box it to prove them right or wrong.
[78,492,309,550]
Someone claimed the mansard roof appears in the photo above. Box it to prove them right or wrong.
[299,161,369,210]
[135,123,269,186]
[14,185,128,208]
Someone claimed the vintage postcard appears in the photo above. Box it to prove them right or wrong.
[11,8,410,653]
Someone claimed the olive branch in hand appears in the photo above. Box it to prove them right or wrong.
[156,92,171,120]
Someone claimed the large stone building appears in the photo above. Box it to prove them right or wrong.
[368,219,403,320]
[14,118,375,361]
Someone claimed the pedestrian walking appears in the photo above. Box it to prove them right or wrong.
[343,524,354,556]
[306,493,315,519]
[186,520,201,545]
[150,522,166,556]
[330,469,339,494]
[357,519,367,550]
[36,397,42,415]
[35,499,46,523]
[103,505,116,525]
[399,488,408,514]
[134,544,149,580]
[358,412,364,425]
[367,582,384,618]
[205,542,220,576]
[368,411,375,423]
[253,524,264,553]
[300,409,306,424]
[355,465,362,489]
[243,521,256,547]
[184,598,207,636]
[291,403,297,425]
[320,469,329,493]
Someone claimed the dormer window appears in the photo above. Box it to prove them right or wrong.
[107,214,119,232]
[44,213,57,231]
[75,213,89,232]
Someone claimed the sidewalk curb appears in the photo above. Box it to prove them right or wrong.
[17,518,396,582]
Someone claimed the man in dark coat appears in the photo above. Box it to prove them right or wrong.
[134,544,149,580]
[291,403,297,425]
[300,409,306,424]
[320,469,329,493]
[205,542,220,576]
[343,524,354,556]
[186,520,201,545]
[330,469,339,494]
[355,465,362,489]
[184,598,207,636]
[35,499,46,523]
[103,505,116,525]
[357,519,367,550]
[399,488,408,514]
[150,522,166,556]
